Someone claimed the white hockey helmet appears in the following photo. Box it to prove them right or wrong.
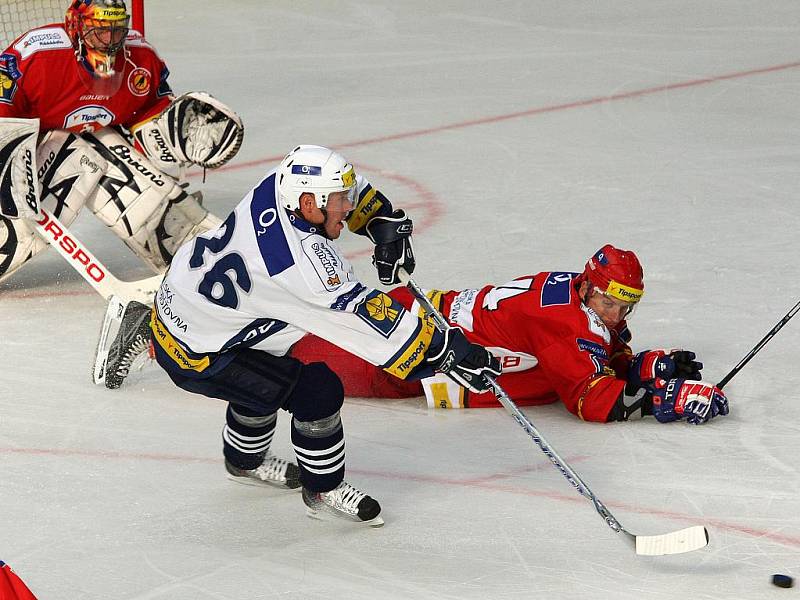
[277,145,357,211]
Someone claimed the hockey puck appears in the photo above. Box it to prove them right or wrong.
[772,574,794,588]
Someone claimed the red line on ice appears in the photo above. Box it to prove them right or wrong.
[2,444,798,549]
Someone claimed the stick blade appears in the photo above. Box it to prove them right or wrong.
[635,526,709,556]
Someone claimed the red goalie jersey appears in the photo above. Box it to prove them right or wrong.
[0,24,172,133]
[292,271,636,422]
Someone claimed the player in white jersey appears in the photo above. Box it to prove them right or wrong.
[115,145,501,525]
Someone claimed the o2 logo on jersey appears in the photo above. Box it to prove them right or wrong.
[127,67,152,96]
[63,106,115,133]
[255,208,277,237]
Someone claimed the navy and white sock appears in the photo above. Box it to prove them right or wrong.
[292,412,345,493]
[222,405,277,470]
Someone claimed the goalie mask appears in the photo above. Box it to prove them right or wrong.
[277,145,357,212]
[581,244,644,318]
[66,0,130,94]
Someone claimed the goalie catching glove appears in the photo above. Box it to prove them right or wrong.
[365,209,415,285]
[132,92,244,170]
[426,327,501,393]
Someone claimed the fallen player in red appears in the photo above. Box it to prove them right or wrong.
[292,244,729,424]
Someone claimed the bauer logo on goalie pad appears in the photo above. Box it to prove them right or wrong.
[64,106,115,132]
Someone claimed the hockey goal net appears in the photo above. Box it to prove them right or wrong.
[0,0,144,51]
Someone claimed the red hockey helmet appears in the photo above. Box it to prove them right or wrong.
[582,244,644,304]
[66,0,129,81]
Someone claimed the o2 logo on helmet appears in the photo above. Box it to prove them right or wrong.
[63,105,115,132]
[291,165,322,176]
[128,67,151,96]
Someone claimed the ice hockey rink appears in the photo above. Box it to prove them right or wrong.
[2,1,799,598]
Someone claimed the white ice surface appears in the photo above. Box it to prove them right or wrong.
[1,2,799,598]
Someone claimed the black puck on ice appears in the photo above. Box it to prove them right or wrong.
[772,574,794,588]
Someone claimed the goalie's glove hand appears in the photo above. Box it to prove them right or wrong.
[365,209,415,285]
[628,349,703,387]
[650,378,729,425]
[426,327,502,393]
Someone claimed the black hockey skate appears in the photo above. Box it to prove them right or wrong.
[225,455,301,490]
[104,300,152,389]
[302,481,383,527]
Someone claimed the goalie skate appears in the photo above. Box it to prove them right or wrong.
[302,481,383,527]
[225,455,301,490]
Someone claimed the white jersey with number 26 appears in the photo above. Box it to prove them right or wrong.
[154,168,435,379]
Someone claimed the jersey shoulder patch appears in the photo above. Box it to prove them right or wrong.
[300,234,351,292]
[0,54,21,104]
[540,271,577,307]
[355,290,405,338]
[12,26,71,60]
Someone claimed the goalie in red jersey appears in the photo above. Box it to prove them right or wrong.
[292,244,730,425]
[0,0,243,284]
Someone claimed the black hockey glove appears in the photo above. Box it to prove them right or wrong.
[426,327,502,393]
[671,350,703,379]
[365,209,415,285]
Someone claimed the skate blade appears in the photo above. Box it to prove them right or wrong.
[305,507,384,528]
[226,473,301,491]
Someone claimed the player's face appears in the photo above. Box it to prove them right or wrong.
[322,190,355,239]
[584,285,636,329]
[83,19,129,53]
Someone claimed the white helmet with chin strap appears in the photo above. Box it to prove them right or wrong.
[276,145,357,211]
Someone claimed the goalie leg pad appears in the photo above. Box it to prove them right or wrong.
[83,128,222,272]
[0,117,40,219]
[0,129,106,283]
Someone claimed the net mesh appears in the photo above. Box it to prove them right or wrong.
[0,1,67,50]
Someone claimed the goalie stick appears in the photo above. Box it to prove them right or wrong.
[398,268,709,556]
[29,207,162,385]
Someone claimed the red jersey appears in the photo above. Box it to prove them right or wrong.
[433,272,633,420]
[0,561,37,600]
[0,24,172,133]
[291,272,635,422]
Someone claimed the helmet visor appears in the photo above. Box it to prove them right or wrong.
[591,286,638,319]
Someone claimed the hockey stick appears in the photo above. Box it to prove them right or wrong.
[398,269,709,556]
[30,208,162,384]
[716,298,800,390]
[31,208,162,302]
